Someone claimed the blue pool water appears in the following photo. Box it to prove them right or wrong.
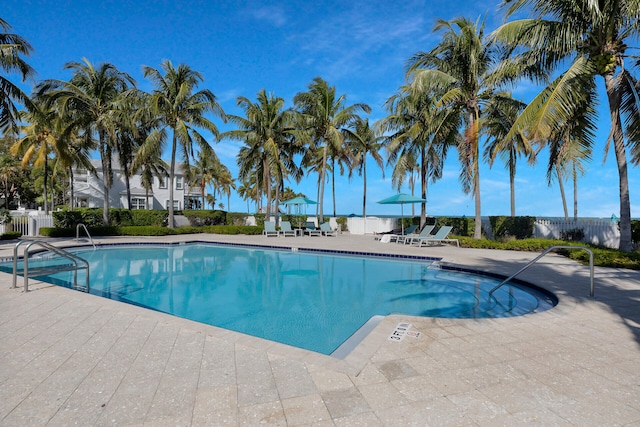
[6,243,556,355]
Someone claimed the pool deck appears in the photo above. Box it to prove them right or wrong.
[1,233,639,426]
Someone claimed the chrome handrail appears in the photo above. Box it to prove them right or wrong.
[488,245,594,298]
[12,240,90,293]
[76,223,96,249]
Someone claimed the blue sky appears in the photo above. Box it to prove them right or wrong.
[4,0,638,218]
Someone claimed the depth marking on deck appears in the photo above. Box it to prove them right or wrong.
[388,322,410,341]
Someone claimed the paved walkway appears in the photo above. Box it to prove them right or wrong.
[1,234,639,426]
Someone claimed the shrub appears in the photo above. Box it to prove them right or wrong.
[336,216,348,232]
[226,212,248,226]
[560,228,585,242]
[631,220,640,246]
[1,231,21,240]
[281,214,306,228]
[203,225,263,235]
[490,216,535,239]
[130,210,167,226]
[183,210,227,226]
[437,216,474,237]
[253,213,266,227]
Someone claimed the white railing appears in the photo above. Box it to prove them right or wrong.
[0,211,54,237]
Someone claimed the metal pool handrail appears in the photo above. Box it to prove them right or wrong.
[76,223,96,249]
[488,245,594,298]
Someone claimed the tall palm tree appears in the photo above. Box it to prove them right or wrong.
[293,77,370,222]
[0,18,35,134]
[227,90,301,221]
[407,17,511,238]
[37,58,135,224]
[343,117,384,219]
[483,92,534,217]
[493,0,640,251]
[142,60,225,227]
[379,85,459,227]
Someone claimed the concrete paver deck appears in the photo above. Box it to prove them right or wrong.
[1,233,639,426]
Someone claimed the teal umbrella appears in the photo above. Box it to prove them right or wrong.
[281,196,317,215]
[377,193,427,233]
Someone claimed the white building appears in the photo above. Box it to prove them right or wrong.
[73,159,206,210]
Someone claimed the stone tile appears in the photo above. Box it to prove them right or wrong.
[238,400,286,426]
[333,411,383,426]
[281,393,331,426]
[375,359,419,381]
[270,357,317,399]
[309,366,354,392]
[192,385,238,426]
[321,387,371,419]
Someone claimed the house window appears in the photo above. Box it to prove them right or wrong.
[131,197,146,210]
[158,176,168,189]
[165,200,180,210]
[175,176,183,190]
[76,197,88,208]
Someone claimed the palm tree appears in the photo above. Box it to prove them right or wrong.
[227,89,301,222]
[343,117,384,219]
[37,58,135,224]
[293,77,370,222]
[493,0,640,251]
[10,97,72,213]
[379,85,459,228]
[483,92,534,217]
[142,60,225,227]
[0,18,35,134]
[407,17,512,238]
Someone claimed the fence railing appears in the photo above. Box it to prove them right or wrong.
[0,211,54,237]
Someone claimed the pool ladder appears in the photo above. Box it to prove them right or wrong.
[12,240,90,293]
[76,223,96,249]
[488,245,594,298]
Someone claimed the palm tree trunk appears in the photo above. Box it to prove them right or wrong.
[557,165,568,220]
[331,158,336,218]
[68,167,74,210]
[573,162,578,221]
[472,110,482,239]
[124,168,132,210]
[43,156,49,214]
[420,146,427,229]
[168,132,177,228]
[99,130,110,225]
[362,157,367,218]
[603,73,633,252]
[510,149,516,217]
[319,145,327,223]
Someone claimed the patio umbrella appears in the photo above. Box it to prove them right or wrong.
[377,193,427,233]
[281,196,317,215]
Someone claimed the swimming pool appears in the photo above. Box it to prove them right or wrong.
[6,242,556,355]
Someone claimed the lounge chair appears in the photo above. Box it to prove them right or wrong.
[411,225,459,247]
[280,221,299,237]
[263,220,280,237]
[304,222,322,236]
[320,222,337,236]
[400,224,435,245]
[388,224,418,243]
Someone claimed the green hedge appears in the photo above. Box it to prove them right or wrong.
[183,210,227,226]
[436,216,475,237]
[489,216,535,239]
[53,208,168,228]
[226,212,249,226]
[1,231,21,240]
[40,225,263,237]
